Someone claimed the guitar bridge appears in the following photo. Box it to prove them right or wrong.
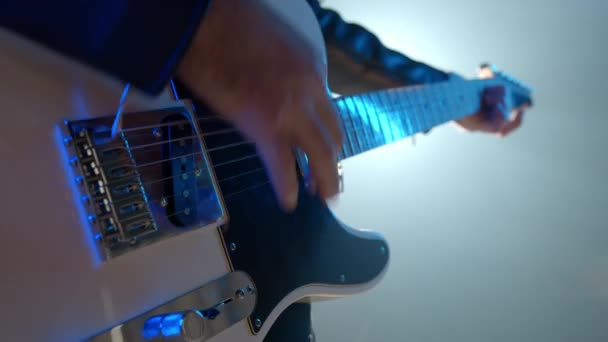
[62,103,227,260]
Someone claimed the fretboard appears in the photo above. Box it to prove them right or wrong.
[334,78,489,160]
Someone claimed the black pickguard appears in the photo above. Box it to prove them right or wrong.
[173,83,389,333]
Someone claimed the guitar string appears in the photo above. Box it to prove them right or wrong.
[92,81,466,173]
[92,165,270,211]
[88,87,469,208]
[89,93,459,206]
[92,82,457,143]
[93,119,413,209]
[96,94,450,171]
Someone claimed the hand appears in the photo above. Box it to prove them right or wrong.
[176,0,343,212]
[451,71,527,138]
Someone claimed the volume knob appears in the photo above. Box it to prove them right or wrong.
[142,310,206,342]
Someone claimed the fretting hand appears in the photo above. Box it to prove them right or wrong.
[452,67,528,137]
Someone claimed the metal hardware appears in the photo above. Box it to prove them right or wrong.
[229,242,237,252]
[66,125,158,256]
[295,152,344,193]
[61,103,228,261]
[152,127,163,139]
[254,318,262,329]
[339,274,346,283]
[247,284,255,295]
[89,271,256,342]
[235,288,245,299]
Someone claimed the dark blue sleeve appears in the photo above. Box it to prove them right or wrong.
[1,0,211,95]
[306,0,451,87]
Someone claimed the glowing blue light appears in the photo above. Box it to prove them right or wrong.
[160,314,184,337]
[142,316,163,339]
[142,313,187,339]
[336,94,409,153]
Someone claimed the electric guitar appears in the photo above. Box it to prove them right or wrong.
[0,1,532,341]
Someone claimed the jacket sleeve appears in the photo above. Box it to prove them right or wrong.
[1,0,212,95]
[308,2,452,96]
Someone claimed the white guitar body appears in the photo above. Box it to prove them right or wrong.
[0,1,389,341]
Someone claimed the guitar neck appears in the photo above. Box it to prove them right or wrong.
[334,78,489,160]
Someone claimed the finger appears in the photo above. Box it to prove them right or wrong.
[256,138,300,212]
[498,108,525,137]
[314,92,344,150]
[293,111,339,200]
[484,86,505,102]
[472,86,505,132]
[478,105,505,133]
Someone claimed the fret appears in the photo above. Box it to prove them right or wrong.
[399,90,414,136]
[447,83,459,120]
[429,84,443,127]
[414,89,425,133]
[383,90,405,141]
[407,89,421,134]
[436,83,447,123]
[343,96,360,155]
[438,82,453,123]
[359,93,381,150]
[367,93,381,146]
[335,98,352,158]
[420,87,431,130]
[427,86,440,129]
[345,102,362,156]
[352,95,372,153]
[354,95,368,154]
[376,94,393,144]
[344,98,357,158]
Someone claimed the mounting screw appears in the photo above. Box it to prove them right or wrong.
[247,284,255,295]
[229,242,237,252]
[254,318,262,328]
[152,128,162,139]
[63,137,73,147]
[380,246,386,255]
[235,288,245,299]
[339,274,346,283]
